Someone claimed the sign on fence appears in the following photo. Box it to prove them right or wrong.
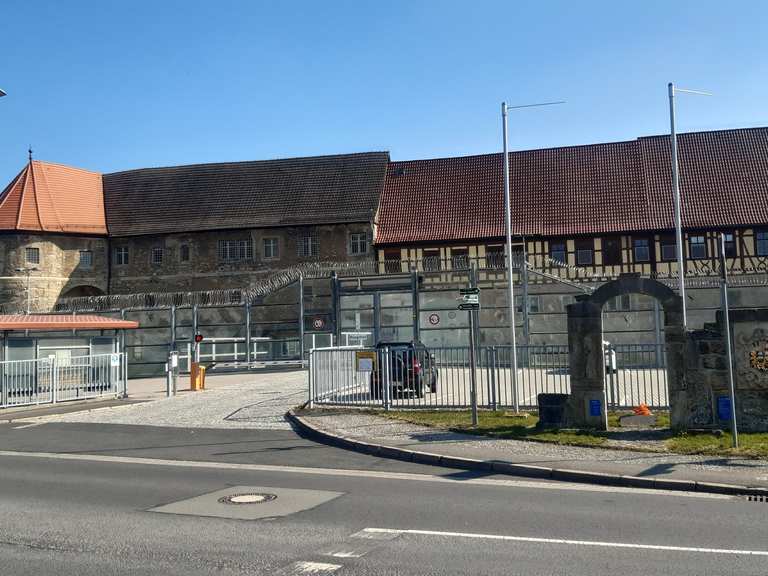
[110,353,121,367]
[355,350,376,372]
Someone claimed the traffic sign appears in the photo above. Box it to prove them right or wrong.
[459,288,480,295]
[459,303,480,311]
[194,333,204,343]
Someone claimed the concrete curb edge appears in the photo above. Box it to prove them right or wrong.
[286,410,768,498]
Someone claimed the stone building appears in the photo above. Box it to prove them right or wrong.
[0,152,388,311]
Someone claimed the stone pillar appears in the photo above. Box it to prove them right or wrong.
[565,299,607,429]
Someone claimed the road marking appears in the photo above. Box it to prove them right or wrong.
[290,561,341,574]
[11,421,45,430]
[361,528,768,557]
[323,549,367,558]
[0,449,732,499]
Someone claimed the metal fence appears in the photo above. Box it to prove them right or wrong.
[0,353,124,409]
[309,344,669,411]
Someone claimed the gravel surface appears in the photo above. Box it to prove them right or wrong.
[36,371,308,430]
[300,409,768,482]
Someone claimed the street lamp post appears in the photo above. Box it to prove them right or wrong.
[501,100,564,413]
[15,267,38,314]
[667,82,712,332]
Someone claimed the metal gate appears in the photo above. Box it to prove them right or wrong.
[0,353,125,409]
[310,344,670,410]
[604,343,669,409]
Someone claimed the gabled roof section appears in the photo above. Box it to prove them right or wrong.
[376,127,768,244]
[103,152,390,237]
[0,161,106,235]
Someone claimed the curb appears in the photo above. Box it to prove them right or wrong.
[286,410,768,498]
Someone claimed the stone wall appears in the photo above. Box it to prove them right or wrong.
[0,232,108,312]
[684,309,768,432]
[110,223,373,294]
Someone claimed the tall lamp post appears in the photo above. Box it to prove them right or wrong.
[15,267,38,314]
[501,100,564,413]
[668,82,711,331]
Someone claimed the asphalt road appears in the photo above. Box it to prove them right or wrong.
[0,421,766,575]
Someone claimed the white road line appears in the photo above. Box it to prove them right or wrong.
[0,449,731,499]
[11,421,45,430]
[362,528,768,557]
[323,549,367,558]
[291,560,341,574]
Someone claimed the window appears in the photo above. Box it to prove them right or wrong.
[722,232,736,258]
[485,245,505,269]
[114,246,129,266]
[79,250,93,269]
[151,246,164,265]
[218,239,254,261]
[756,230,768,256]
[660,235,677,261]
[689,235,707,260]
[451,248,469,270]
[516,295,541,314]
[633,237,651,262]
[549,241,566,264]
[422,249,441,271]
[303,283,314,300]
[605,294,631,312]
[280,340,300,357]
[383,249,401,273]
[25,247,40,265]
[297,234,319,257]
[348,232,369,255]
[602,237,622,266]
[179,244,190,263]
[263,238,279,260]
[576,239,594,266]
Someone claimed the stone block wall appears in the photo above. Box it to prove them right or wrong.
[683,309,768,432]
[0,233,108,312]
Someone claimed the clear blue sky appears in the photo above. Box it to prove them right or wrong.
[2,0,767,183]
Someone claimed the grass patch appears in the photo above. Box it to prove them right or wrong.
[666,432,768,458]
[378,410,608,448]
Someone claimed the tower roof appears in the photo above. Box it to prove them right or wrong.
[0,160,106,235]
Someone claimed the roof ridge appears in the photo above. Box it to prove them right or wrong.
[30,159,102,176]
[104,150,391,177]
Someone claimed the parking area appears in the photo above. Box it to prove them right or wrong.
[30,370,309,430]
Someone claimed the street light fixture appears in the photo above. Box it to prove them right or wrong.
[15,267,38,314]
[0,88,6,97]
[668,82,712,332]
[501,100,565,413]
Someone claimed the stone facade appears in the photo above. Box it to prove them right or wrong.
[684,309,768,432]
[109,223,373,294]
[0,232,108,312]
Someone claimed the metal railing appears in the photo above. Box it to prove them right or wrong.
[309,344,670,410]
[0,353,124,409]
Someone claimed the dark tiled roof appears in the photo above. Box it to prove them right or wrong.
[376,127,768,244]
[104,152,389,237]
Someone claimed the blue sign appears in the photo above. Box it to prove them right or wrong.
[717,396,732,421]
[589,399,602,417]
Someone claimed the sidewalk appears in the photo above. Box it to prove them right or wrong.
[292,409,768,494]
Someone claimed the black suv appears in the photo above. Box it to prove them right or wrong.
[369,341,439,399]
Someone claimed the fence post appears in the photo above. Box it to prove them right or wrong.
[50,355,58,404]
[383,346,390,411]
[490,347,497,410]
[308,350,314,409]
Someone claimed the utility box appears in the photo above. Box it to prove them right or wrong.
[190,362,206,391]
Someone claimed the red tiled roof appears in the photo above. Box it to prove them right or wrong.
[0,314,138,331]
[0,161,106,235]
[376,127,768,244]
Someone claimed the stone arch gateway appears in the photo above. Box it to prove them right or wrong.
[564,274,686,429]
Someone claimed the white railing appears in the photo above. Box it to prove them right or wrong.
[0,353,124,409]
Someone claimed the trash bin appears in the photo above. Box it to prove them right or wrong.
[190,362,206,391]
[537,393,569,428]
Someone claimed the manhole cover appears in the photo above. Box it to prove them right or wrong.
[218,493,277,505]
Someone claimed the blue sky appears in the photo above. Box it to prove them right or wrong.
[1,1,767,183]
